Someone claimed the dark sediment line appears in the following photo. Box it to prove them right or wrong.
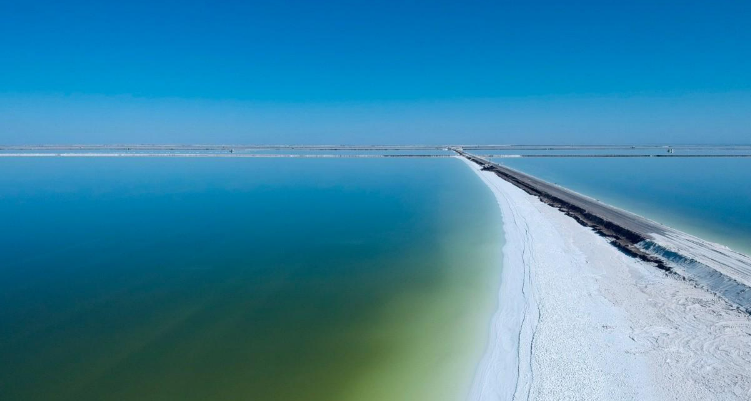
[457,150,751,313]
[479,158,671,271]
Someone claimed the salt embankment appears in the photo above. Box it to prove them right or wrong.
[462,157,751,401]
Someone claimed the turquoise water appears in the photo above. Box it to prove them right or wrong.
[0,158,502,401]
[496,157,751,255]
[472,149,751,156]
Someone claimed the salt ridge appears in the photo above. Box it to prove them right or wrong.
[462,157,751,400]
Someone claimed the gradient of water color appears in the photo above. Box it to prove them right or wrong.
[0,158,502,401]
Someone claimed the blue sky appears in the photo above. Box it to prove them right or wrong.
[1,0,750,144]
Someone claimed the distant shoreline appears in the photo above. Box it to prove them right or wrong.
[3,143,751,158]
[2,144,751,151]
[0,153,451,158]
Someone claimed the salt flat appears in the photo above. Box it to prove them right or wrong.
[462,158,751,400]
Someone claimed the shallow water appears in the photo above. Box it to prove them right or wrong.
[0,158,502,401]
[495,157,751,255]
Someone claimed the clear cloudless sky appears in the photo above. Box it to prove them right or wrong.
[1,0,750,144]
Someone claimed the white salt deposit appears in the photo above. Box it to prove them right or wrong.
[462,158,751,400]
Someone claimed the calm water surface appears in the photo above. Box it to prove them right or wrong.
[0,158,502,401]
[497,157,751,255]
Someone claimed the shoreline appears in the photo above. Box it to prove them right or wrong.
[456,151,751,312]
[461,157,751,400]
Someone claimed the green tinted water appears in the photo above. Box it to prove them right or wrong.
[0,158,502,401]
